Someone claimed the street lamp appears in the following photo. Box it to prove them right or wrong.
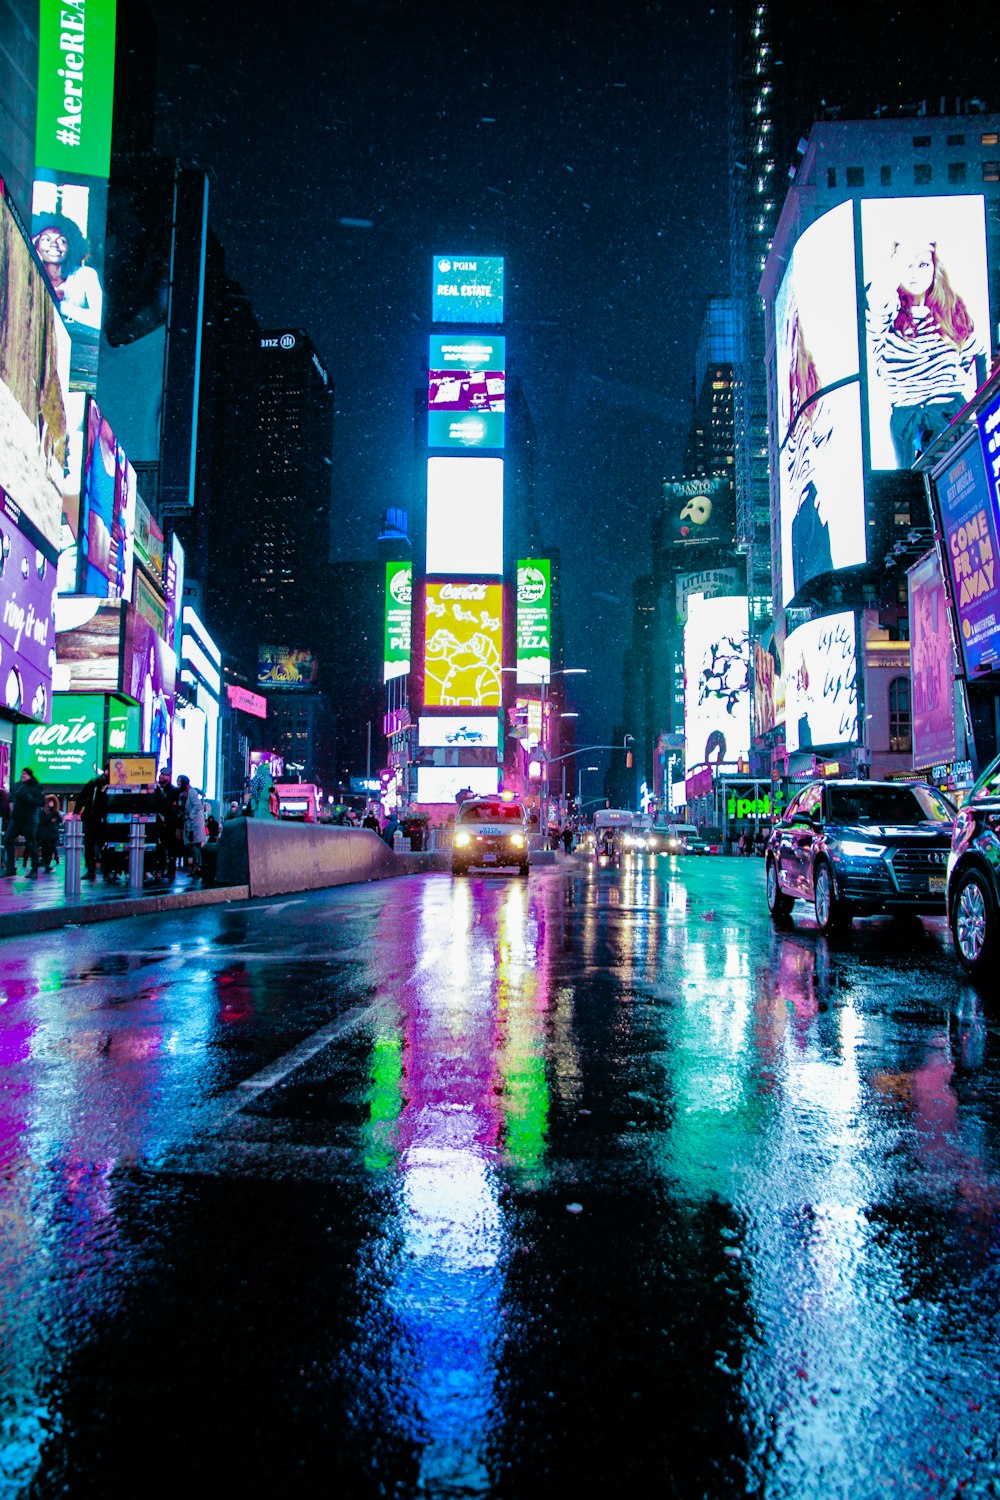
[578,764,599,811]
[501,666,587,843]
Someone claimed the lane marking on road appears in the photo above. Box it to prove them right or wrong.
[221,1005,369,1116]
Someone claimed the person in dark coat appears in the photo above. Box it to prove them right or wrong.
[74,770,109,880]
[3,768,45,878]
[153,768,180,880]
[362,806,380,834]
[381,810,400,846]
[38,796,62,872]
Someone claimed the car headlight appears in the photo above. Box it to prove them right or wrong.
[838,839,885,858]
[509,832,525,848]
[454,831,471,847]
[647,837,657,849]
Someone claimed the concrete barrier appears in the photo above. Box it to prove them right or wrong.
[213,818,447,898]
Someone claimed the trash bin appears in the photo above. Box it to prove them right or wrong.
[201,841,219,886]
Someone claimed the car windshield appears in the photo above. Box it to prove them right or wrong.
[459,803,524,824]
[970,753,1000,803]
[827,785,955,826]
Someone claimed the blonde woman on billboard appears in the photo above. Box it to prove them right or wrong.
[866,239,985,468]
[782,306,834,599]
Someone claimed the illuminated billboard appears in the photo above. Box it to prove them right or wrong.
[432,255,504,324]
[862,196,990,471]
[31,173,107,393]
[783,611,859,754]
[908,551,956,765]
[425,457,503,575]
[683,594,750,772]
[15,693,106,785]
[0,496,57,721]
[662,475,735,548]
[134,493,164,583]
[779,382,866,606]
[0,187,71,555]
[383,561,412,682]
[418,715,500,749]
[78,397,136,599]
[675,567,740,625]
[257,644,319,690]
[774,202,866,606]
[123,608,175,774]
[516,559,551,682]
[424,581,503,707]
[53,596,123,694]
[36,0,117,180]
[428,334,505,449]
[936,438,1000,677]
[417,766,500,803]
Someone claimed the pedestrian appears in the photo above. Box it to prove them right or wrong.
[3,768,44,879]
[225,798,242,821]
[561,823,574,855]
[154,767,180,880]
[73,768,109,880]
[204,804,220,843]
[38,795,62,872]
[381,809,400,847]
[362,805,380,834]
[177,775,207,878]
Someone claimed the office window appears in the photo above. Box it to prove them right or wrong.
[984,161,1000,182]
[880,164,892,185]
[982,132,999,146]
[947,133,966,146]
[846,165,864,186]
[827,166,837,188]
[912,134,932,147]
[914,163,932,184]
[948,161,967,184]
[888,678,911,754]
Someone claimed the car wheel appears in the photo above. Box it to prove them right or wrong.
[814,860,850,933]
[452,863,468,877]
[765,857,793,921]
[951,868,996,976]
[516,862,529,879]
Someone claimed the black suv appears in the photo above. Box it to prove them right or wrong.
[947,753,1000,976]
[451,796,530,877]
[765,778,955,933]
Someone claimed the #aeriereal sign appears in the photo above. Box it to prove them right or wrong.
[35,0,117,179]
[383,561,412,682]
[939,435,1000,676]
[516,559,551,684]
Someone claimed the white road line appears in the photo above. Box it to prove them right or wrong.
[223,1005,369,1114]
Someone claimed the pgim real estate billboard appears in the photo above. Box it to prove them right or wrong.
[432,255,504,324]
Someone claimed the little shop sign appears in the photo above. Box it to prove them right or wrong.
[15,694,103,784]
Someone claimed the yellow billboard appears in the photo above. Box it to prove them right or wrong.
[424,582,503,706]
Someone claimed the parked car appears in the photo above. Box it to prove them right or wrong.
[947,752,1000,976]
[451,796,530,877]
[699,825,725,855]
[764,777,955,933]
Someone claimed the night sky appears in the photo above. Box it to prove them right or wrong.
[146,1,731,745]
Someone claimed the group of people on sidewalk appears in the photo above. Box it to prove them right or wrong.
[0,765,218,887]
[1,769,62,879]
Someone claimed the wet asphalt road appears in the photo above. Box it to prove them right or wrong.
[1,854,999,1499]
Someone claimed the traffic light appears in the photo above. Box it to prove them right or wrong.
[626,750,633,769]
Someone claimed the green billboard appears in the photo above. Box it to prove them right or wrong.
[516,560,551,684]
[35,0,117,178]
[384,562,412,682]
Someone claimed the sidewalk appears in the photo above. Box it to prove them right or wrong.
[0,863,250,940]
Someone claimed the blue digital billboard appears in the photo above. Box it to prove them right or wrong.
[432,255,504,324]
[428,334,505,449]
